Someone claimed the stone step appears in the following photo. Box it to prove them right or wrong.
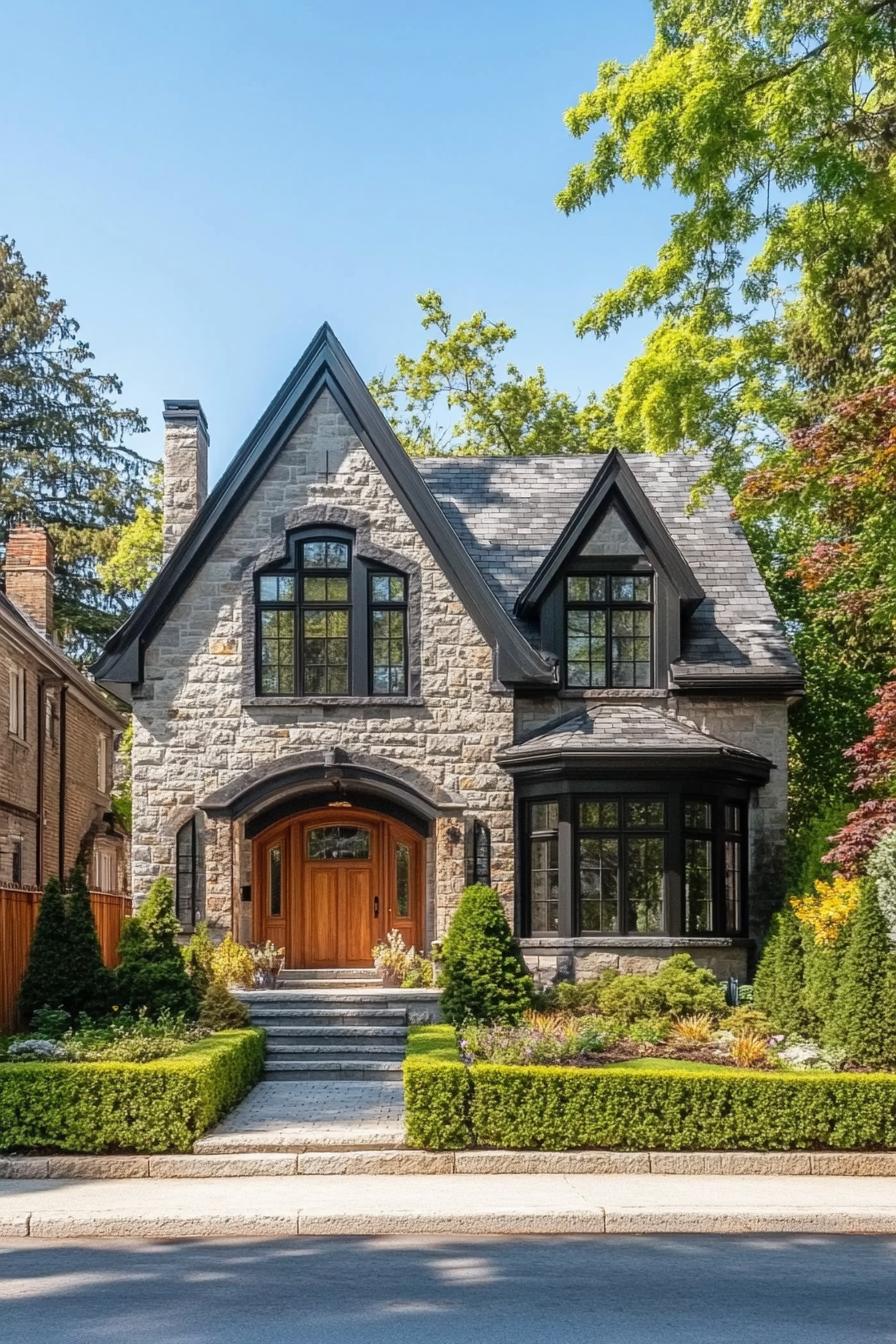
[277,979,383,990]
[265,1043,407,1060]
[261,1025,407,1040]
[278,967,381,980]
[248,1008,408,1027]
[262,1059,404,1081]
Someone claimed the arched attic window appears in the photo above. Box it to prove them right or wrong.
[255,529,409,698]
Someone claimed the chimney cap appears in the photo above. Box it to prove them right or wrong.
[163,399,208,434]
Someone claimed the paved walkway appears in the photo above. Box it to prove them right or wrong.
[3,1173,896,1236]
[194,1081,406,1153]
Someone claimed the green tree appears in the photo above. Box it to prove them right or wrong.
[98,466,163,608]
[558,1,896,479]
[0,236,151,657]
[370,291,611,456]
[440,884,533,1026]
[64,865,112,1019]
[182,920,216,1001]
[828,883,896,1066]
[17,876,70,1026]
[752,902,808,1035]
[115,877,197,1019]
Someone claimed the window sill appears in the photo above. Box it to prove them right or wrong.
[7,732,29,747]
[557,689,667,700]
[521,934,751,948]
[245,696,424,709]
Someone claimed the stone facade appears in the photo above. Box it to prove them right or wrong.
[132,391,517,934]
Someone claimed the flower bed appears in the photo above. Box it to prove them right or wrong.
[404,1025,896,1152]
[0,1029,264,1154]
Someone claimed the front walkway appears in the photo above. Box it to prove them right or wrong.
[194,1081,406,1153]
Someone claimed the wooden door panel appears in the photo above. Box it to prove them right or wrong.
[304,867,339,967]
[340,867,373,966]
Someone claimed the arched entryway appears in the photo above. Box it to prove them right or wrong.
[251,805,424,968]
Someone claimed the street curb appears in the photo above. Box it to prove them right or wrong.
[6,1207,896,1237]
[4,1150,896,1179]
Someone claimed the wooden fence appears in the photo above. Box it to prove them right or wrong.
[0,886,132,1035]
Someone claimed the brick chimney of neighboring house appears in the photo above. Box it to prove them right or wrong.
[162,399,209,562]
[4,524,54,636]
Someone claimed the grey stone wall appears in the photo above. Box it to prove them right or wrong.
[132,390,517,938]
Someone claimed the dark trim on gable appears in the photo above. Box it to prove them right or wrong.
[92,324,556,695]
[514,450,704,619]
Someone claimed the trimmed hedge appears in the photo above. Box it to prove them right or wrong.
[404,1026,896,1152]
[0,1029,264,1154]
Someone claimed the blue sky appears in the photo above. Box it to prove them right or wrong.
[4,0,670,479]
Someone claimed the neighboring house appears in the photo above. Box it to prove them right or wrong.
[94,326,801,981]
[0,526,126,893]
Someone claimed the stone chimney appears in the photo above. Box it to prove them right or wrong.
[4,524,54,636]
[162,399,209,561]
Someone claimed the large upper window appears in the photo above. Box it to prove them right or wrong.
[524,789,747,940]
[255,532,409,698]
[565,574,652,689]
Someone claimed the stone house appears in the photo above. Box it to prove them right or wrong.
[94,326,801,982]
[1,526,126,893]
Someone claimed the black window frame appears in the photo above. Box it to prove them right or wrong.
[368,570,409,696]
[254,529,412,699]
[175,816,198,928]
[575,795,667,936]
[564,571,654,690]
[519,781,749,941]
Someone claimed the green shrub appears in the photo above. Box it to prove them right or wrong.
[198,981,250,1030]
[440,885,533,1026]
[540,979,603,1016]
[828,885,896,1067]
[0,1030,264,1153]
[115,878,197,1020]
[27,1006,71,1041]
[183,921,216,1000]
[801,926,845,1044]
[584,954,727,1025]
[753,902,808,1034]
[403,1025,896,1150]
[64,866,113,1019]
[404,1027,469,1148]
[212,933,255,989]
[868,827,896,943]
[18,877,70,1027]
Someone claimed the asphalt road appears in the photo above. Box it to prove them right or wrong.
[1,1235,893,1343]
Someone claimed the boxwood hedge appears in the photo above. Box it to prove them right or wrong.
[404,1026,896,1151]
[0,1029,264,1154]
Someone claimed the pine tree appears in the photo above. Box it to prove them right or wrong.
[115,877,197,1019]
[752,902,808,1035]
[829,885,896,1067]
[18,876,70,1026]
[182,920,215,1000]
[64,865,112,1019]
[440,884,533,1027]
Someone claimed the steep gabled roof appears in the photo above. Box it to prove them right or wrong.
[514,449,703,618]
[92,324,556,692]
[415,453,802,690]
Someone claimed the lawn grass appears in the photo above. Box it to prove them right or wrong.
[406,1023,460,1062]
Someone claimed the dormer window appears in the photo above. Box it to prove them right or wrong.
[565,573,653,688]
[255,529,411,699]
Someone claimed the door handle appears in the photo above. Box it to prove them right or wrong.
[373,896,380,918]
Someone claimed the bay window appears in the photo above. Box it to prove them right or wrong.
[524,785,749,940]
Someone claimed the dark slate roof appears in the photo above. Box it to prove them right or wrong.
[497,702,772,774]
[415,453,800,685]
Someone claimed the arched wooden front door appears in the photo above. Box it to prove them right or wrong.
[252,806,425,968]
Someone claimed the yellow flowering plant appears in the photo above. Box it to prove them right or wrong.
[790,875,861,947]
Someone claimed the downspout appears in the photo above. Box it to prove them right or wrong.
[36,678,45,887]
[58,682,68,879]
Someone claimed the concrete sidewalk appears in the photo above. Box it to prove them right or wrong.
[2,1172,896,1237]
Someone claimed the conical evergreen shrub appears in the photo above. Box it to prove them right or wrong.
[115,877,197,1019]
[18,876,70,1027]
[828,884,896,1067]
[64,865,112,1019]
[440,884,533,1026]
[801,925,848,1046]
[198,979,250,1030]
[752,901,808,1035]
[183,920,216,1000]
